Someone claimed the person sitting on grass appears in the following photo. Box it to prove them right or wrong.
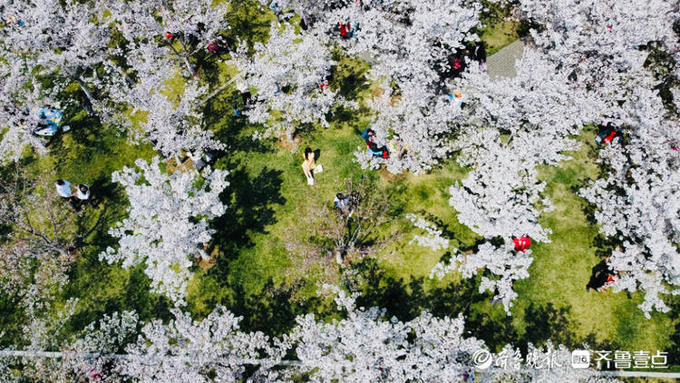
[513,236,531,252]
[301,147,317,185]
[232,104,242,118]
[361,129,389,159]
[208,34,232,58]
[334,192,350,215]
[586,260,614,292]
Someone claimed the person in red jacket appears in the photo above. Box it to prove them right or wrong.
[339,22,350,38]
[513,236,531,252]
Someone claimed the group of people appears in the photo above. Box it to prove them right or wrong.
[55,179,90,211]
[163,20,234,60]
[9,105,70,138]
[207,33,232,58]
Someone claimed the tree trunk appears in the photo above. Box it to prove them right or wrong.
[75,76,96,116]
[167,42,195,77]
[335,250,343,265]
[202,73,243,103]
[286,126,296,143]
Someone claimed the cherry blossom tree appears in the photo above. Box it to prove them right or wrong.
[438,45,635,313]
[448,127,568,243]
[406,213,449,252]
[50,0,230,157]
[0,73,51,163]
[508,0,680,317]
[62,310,141,381]
[335,0,482,174]
[0,0,112,108]
[230,24,342,141]
[108,76,226,159]
[282,284,484,381]
[431,239,533,315]
[0,165,77,258]
[101,157,229,305]
[579,88,680,318]
[515,0,679,88]
[97,0,231,77]
[117,307,281,383]
[0,0,109,162]
[359,83,463,174]
[285,178,393,266]
[1,286,615,382]
[268,0,481,171]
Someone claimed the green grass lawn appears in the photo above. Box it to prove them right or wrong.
[480,20,520,56]
[183,101,677,359]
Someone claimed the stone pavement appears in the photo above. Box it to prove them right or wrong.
[486,39,525,80]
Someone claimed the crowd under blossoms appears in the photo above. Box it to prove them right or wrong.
[1,0,679,380]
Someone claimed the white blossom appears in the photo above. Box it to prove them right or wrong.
[101,157,229,305]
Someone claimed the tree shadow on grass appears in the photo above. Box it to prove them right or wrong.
[329,57,371,101]
[667,296,680,365]
[203,93,272,154]
[51,114,110,153]
[74,174,128,252]
[226,279,324,337]
[64,259,173,337]
[224,0,272,54]
[0,292,26,349]
[330,104,365,130]
[591,233,621,259]
[341,258,611,354]
[209,162,286,278]
[194,49,222,87]
[522,303,579,352]
[348,258,517,349]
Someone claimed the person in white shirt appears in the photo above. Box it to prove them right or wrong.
[76,184,90,201]
[55,179,75,198]
[55,179,77,209]
[73,184,91,211]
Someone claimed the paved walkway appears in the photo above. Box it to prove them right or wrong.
[486,39,525,80]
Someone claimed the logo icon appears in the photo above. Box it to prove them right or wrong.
[472,349,493,370]
[571,350,591,369]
